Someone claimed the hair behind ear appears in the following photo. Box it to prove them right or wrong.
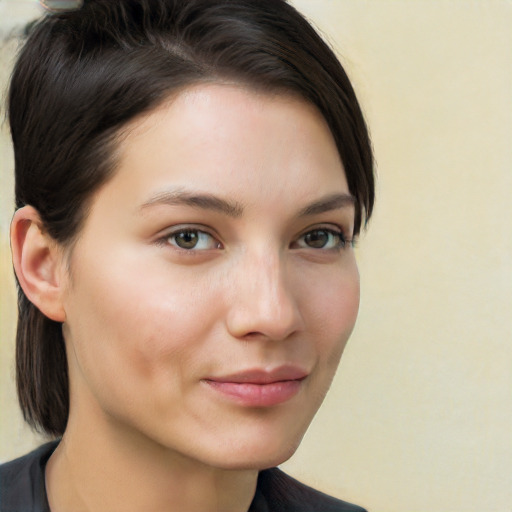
[10,205,69,436]
[16,292,68,436]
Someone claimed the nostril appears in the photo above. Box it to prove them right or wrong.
[241,331,271,342]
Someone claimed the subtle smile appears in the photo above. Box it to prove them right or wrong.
[203,367,308,407]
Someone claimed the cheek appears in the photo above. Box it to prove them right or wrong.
[304,260,360,362]
[63,253,219,400]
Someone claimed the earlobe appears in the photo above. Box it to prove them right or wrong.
[11,206,67,322]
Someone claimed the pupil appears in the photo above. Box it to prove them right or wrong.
[306,230,328,248]
[176,231,198,248]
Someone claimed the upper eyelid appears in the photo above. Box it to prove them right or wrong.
[154,225,221,249]
[159,224,219,238]
[296,227,347,242]
[296,226,356,250]
[160,227,222,252]
[156,223,352,245]
[296,223,349,238]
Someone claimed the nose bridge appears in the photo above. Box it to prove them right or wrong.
[227,246,303,340]
[253,250,290,318]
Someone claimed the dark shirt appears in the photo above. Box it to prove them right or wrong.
[0,441,367,512]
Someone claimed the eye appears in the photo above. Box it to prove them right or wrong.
[293,228,348,250]
[165,228,221,250]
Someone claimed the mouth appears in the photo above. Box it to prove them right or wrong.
[202,366,308,407]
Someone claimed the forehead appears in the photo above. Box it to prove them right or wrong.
[98,83,349,216]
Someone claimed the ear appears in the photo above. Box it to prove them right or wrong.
[11,206,67,322]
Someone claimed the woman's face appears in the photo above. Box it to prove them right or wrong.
[60,84,360,470]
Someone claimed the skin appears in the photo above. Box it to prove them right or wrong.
[13,84,360,512]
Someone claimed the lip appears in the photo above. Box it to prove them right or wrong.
[203,366,308,407]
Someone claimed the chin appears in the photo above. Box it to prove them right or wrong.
[203,432,304,471]
[194,406,317,470]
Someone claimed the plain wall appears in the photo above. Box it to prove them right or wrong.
[1,2,511,511]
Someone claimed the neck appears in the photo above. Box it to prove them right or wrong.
[45,412,258,512]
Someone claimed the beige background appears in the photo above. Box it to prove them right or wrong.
[1,1,511,511]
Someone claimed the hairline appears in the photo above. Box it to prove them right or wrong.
[60,77,349,265]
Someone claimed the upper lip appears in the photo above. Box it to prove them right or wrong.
[205,366,309,384]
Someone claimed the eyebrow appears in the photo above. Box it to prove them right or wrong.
[140,189,244,217]
[297,193,356,217]
[140,189,355,218]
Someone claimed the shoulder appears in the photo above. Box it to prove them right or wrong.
[255,467,367,512]
[0,441,57,512]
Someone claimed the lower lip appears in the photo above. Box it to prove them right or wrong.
[204,379,303,407]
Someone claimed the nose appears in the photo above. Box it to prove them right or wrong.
[225,251,305,342]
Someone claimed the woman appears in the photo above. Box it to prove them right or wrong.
[1,0,374,510]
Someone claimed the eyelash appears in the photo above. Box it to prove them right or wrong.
[293,227,353,251]
[156,226,354,252]
[156,227,221,252]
